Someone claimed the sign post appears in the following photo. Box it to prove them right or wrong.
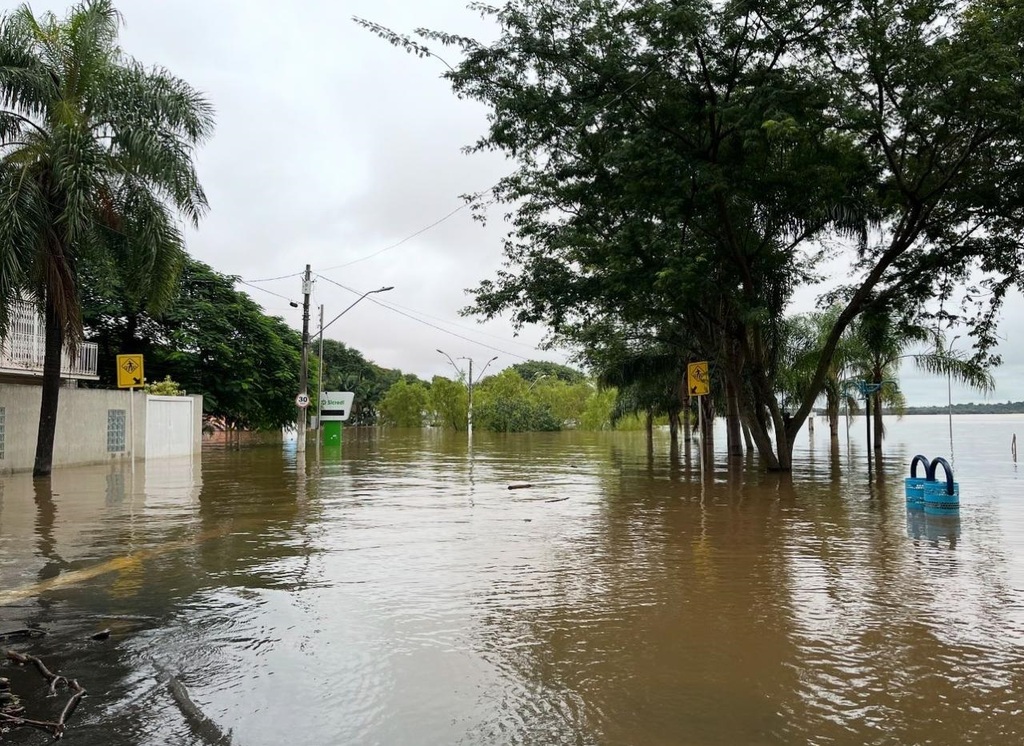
[319,392,354,446]
[687,361,710,479]
[116,354,145,471]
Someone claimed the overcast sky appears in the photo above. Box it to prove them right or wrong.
[27,0,1024,406]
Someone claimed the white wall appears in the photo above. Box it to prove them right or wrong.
[0,384,202,474]
[146,395,197,459]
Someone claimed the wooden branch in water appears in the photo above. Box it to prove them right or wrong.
[0,710,59,736]
[2,649,86,739]
[507,481,576,490]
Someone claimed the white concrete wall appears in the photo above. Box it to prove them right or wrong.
[0,384,202,474]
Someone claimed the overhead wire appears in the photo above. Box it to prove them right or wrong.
[313,272,543,352]
[236,279,299,305]
[317,197,490,272]
[314,272,547,362]
[242,271,304,283]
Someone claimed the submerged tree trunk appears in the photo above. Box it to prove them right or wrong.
[33,296,64,477]
[827,391,840,443]
[725,381,743,459]
[873,388,884,453]
[700,395,715,461]
[645,409,654,445]
[742,421,754,451]
[668,408,680,448]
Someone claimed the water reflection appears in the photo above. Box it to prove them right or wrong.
[0,418,1022,744]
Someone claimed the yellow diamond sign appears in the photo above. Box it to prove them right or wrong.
[116,354,144,389]
[687,361,709,397]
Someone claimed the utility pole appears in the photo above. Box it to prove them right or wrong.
[297,264,311,453]
[467,358,474,439]
[317,304,324,431]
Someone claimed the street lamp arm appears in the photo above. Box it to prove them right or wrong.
[473,355,499,385]
[437,349,463,379]
[315,286,393,340]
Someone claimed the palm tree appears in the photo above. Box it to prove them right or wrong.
[0,1,212,475]
[850,308,994,452]
[784,306,860,443]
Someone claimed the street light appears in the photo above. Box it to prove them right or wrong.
[311,284,391,425]
[947,335,960,467]
[529,373,551,390]
[437,350,498,437]
[316,286,394,341]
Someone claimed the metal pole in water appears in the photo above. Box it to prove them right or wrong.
[697,394,704,480]
[865,391,872,477]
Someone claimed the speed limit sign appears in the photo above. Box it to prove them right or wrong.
[295,392,310,408]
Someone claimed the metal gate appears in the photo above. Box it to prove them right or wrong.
[145,395,194,459]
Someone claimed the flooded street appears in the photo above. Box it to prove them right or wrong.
[2,415,1024,745]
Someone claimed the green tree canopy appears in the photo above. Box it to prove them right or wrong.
[379,379,428,428]
[427,375,468,430]
[510,360,586,384]
[83,257,303,430]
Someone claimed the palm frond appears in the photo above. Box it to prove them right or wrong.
[912,351,995,393]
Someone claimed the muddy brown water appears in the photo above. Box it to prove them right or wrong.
[1,415,1022,745]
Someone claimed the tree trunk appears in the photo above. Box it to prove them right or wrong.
[725,380,743,458]
[742,420,754,451]
[668,408,680,448]
[827,391,840,443]
[33,296,64,477]
[872,392,884,452]
[645,409,653,445]
[700,395,715,460]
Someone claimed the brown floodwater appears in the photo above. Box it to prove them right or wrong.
[1,415,1023,745]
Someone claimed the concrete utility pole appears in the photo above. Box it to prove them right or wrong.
[297,264,312,453]
[437,350,498,438]
[317,304,324,432]
[467,358,474,438]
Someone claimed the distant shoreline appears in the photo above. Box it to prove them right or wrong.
[898,402,1024,415]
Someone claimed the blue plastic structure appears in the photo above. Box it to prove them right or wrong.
[904,454,930,509]
[923,457,959,515]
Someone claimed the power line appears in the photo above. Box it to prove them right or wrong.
[369,296,531,361]
[236,279,299,305]
[314,273,545,361]
[318,197,490,272]
[242,271,304,283]
[313,272,543,352]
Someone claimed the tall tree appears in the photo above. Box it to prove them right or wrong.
[427,375,468,430]
[359,0,1024,471]
[0,0,212,475]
